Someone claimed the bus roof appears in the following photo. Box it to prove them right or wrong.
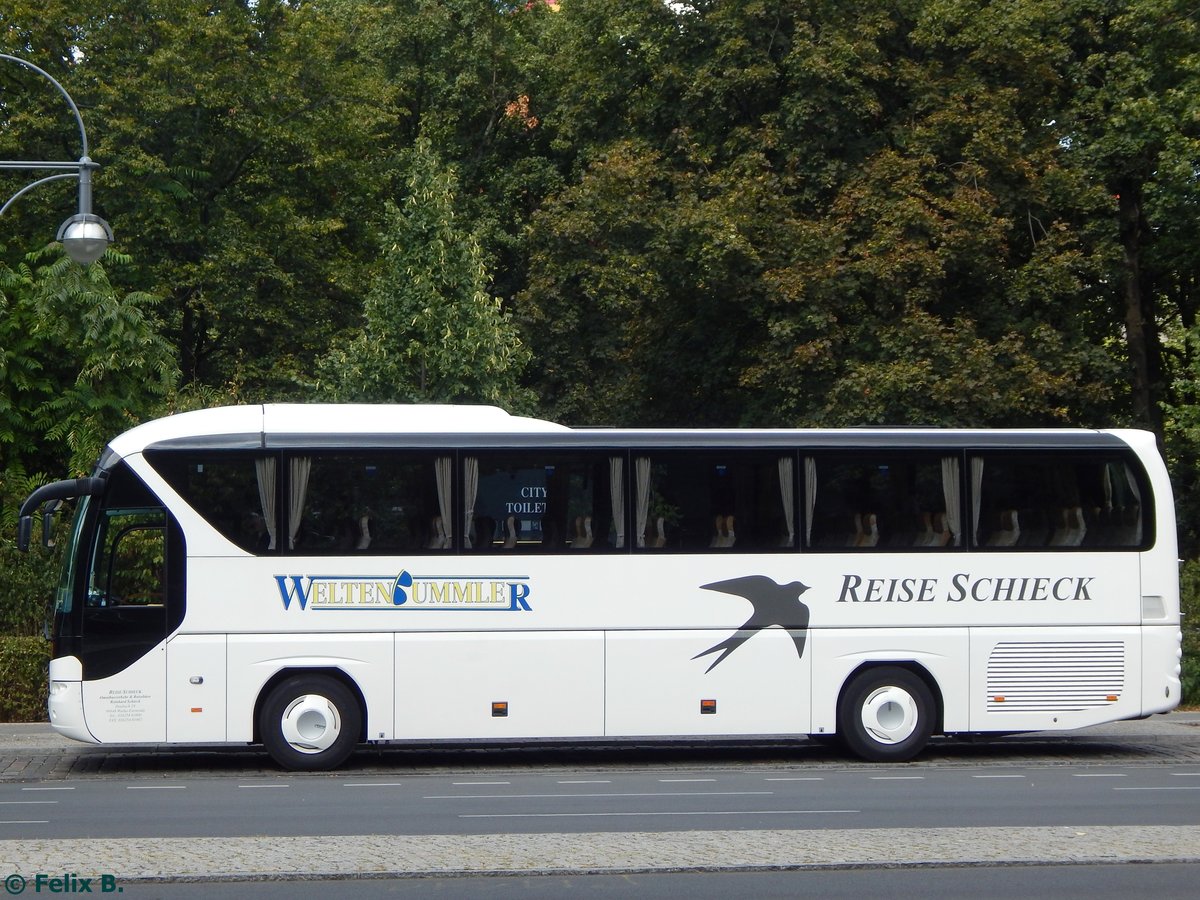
[104,404,1150,457]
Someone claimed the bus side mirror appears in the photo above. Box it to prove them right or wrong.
[17,516,32,553]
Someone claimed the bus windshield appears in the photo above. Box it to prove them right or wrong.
[53,496,90,616]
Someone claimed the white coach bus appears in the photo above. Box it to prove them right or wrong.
[18,405,1182,770]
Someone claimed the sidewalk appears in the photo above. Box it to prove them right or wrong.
[3,826,1200,883]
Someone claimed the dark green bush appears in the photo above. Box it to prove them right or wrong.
[0,637,49,722]
[1181,560,1200,707]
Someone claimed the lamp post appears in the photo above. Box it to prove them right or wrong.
[0,53,113,265]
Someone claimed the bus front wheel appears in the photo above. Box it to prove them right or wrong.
[260,674,362,771]
[838,667,934,762]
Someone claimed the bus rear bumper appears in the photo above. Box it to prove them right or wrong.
[1142,625,1184,716]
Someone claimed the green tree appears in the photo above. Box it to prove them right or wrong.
[3,0,393,395]
[0,246,177,477]
[1059,0,1200,441]
[320,139,531,408]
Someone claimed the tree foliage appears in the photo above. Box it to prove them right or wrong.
[0,0,1197,531]
[319,139,532,409]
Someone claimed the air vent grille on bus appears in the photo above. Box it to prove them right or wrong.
[986,642,1124,712]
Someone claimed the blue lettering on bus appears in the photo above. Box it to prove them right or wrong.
[274,571,532,612]
[274,575,312,610]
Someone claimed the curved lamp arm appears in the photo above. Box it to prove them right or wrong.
[0,53,89,157]
[0,54,111,263]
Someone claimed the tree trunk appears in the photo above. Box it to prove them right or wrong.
[1117,181,1165,445]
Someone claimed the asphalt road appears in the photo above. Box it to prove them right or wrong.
[1,762,1198,838]
[0,712,1195,888]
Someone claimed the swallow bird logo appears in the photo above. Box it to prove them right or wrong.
[693,575,811,673]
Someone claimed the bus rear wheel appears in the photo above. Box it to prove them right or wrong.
[838,667,934,763]
[260,674,361,771]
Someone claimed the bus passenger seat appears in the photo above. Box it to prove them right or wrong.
[572,516,594,549]
[986,509,1020,546]
[856,513,878,548]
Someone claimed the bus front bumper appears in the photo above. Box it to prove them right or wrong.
[47,656,98,744]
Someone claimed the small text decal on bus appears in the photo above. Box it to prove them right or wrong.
[274,570,532,612]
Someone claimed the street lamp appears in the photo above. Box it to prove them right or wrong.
[0,53,113,265]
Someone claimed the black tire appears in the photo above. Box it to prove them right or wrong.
[259,674,362,771]
[838,667,934,762]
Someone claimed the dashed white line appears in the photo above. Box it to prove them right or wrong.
[460,809,858,819]
[451,781,511,786]
[1071,773,1127,778]
[972,775,1026,779]
[659,778,716,783]
[344,783,404,787]
[425,791,773,800]
[870,776,924,780]
[765,777,824,781]
[556,780,611,784]
[20,787,73,791]
[126,785,187,790]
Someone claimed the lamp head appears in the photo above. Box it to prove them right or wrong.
[56,212,113,265]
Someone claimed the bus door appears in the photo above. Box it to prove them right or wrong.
[79,467,181,743]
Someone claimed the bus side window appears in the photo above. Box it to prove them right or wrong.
[971,455,1147,550]
[293,453,449,555]
[805,455,960,551]
[468,453,620,553]
[632,452,796,552]
[146,452,275,553]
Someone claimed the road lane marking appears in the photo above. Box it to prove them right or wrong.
[0,801,56,805]
[972,775,1026,779]
[870,776,924,780]
[765,777,824,781]
[344,783,405,787]
[0,820,49,825]
[237,784,290,789]
[459,809,858,819]
[1113,786,1200,791]
[1071,773,1126,777]
[20,787,73,791]
[452,781,511,786]
[658,778,716,783]
[126,785,187,790]
[556,780,611,784]
[425,791,773,800]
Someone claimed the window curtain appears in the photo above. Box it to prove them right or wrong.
[255,457,278,550]
[462,457,478,548]
[635,456,651,548]
[940,457,961,547]
[778,457,795,547]
[970,457,985,544]
[288,456,311,550]
[609,456,625,548]
[804,457,817,545]
[434,456,452,549]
